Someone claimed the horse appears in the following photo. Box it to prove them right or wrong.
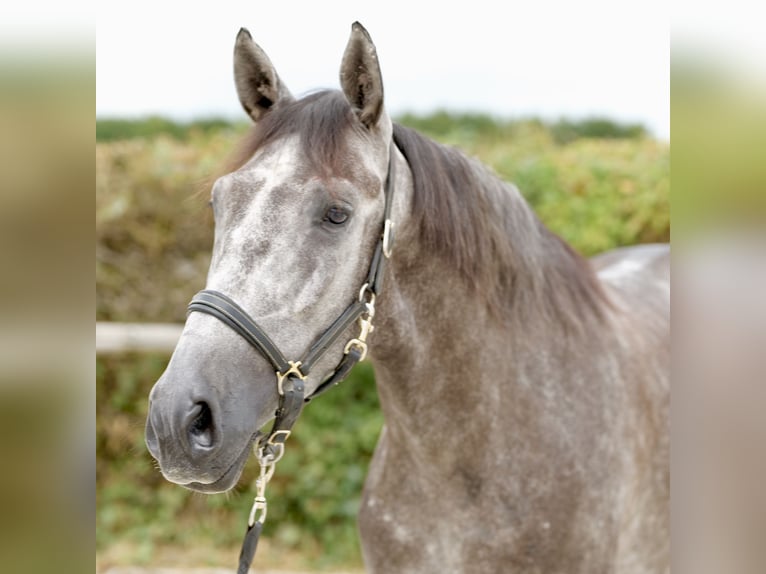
[145,22,669,573]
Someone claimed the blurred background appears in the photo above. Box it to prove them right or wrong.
[96,3,668,571]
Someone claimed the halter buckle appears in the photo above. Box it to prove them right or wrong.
[276,360,307,396]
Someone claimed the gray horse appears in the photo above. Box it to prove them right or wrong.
[146,22,669,573]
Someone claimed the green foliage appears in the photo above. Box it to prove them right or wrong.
[96,113,668,569]
[397,111,506,144]
[396,111,647,146]
[97,133,227,322]
[96,116,247,142]
[549,117,647,144]
[482,128,669,255]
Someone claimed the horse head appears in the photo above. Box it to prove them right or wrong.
[145,23,396,493]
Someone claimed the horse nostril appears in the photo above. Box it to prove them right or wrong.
[188,401,215,449]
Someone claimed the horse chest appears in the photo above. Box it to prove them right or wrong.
[357,426,622,574]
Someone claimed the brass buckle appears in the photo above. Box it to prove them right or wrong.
[276,360,307,396]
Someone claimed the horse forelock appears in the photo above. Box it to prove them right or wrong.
[227,90,370,180]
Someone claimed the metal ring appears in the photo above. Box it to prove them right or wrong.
[358,282,374,302]
[276,361,307,395]
[344,338,368,362]
[383,219,394,258]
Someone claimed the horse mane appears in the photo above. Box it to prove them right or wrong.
[226,90,368,178]
[392,123,610,327]
[225,90,609,328]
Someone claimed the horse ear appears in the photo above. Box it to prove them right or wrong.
[233,28,292,123]
[340,22,384,129]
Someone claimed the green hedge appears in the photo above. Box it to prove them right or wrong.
[96,114,668,570]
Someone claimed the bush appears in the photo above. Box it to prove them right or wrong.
[549,117,647,144]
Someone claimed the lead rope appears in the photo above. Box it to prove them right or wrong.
[236,435,283,574]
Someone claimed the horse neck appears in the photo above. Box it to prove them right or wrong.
[368,147,610,459]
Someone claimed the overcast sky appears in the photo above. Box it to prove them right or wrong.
[97,1,669,138]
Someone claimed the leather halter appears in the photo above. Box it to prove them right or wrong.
[185,142,397,574]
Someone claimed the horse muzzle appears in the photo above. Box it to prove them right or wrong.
[144,373,256,493]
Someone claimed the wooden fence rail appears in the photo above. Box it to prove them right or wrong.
[96,322,183,354]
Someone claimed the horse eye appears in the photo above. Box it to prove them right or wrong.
[324,206,349,225]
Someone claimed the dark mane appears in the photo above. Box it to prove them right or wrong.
[392,123,609,326]
[227,90,368,176]
[226,91,608,327]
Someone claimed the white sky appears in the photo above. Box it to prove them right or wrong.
[96,1,669,138]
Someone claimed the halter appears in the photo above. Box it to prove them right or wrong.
[186,142,397,574]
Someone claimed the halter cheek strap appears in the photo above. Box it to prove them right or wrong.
[185,142,397,574]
